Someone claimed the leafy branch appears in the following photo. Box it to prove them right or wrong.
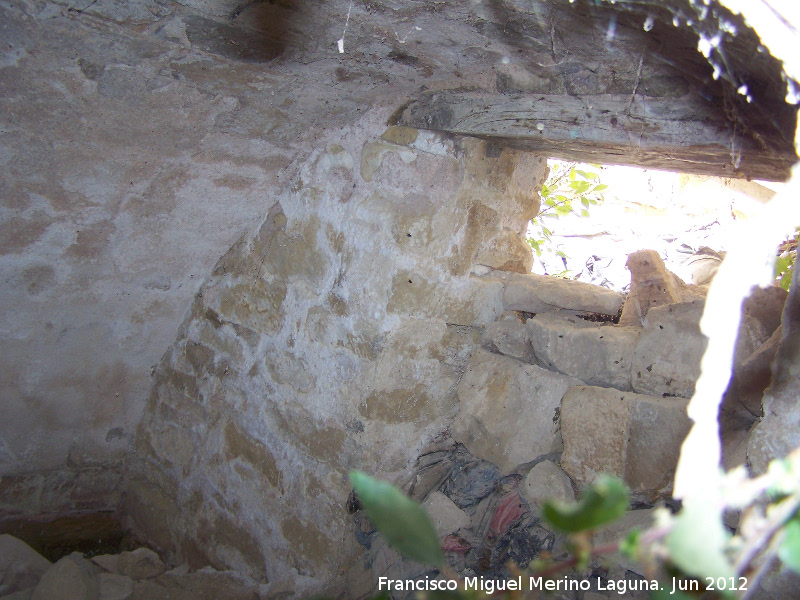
[527,162,607,273]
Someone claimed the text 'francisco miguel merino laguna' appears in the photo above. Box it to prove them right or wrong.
[377,575,704,595]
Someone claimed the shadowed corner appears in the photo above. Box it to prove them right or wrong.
[183,0,298,63]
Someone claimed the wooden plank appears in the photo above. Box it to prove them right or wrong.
[396,91,796,180]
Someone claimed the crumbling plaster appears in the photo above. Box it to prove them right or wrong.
[1,0,799,597]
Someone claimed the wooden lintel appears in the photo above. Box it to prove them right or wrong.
[396,91,796,181]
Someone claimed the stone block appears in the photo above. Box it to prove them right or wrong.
[481,314,534,363]
[560,386,691,493]
[632,301,769,399]
[474,227,533,274]
[747,561,800,600]
[520,460,574,508]
[503,273,624,316]
[97,573,133,600]
[747,269,800,475]
[631,301,706,398]
[743,285,787,336]
[453,349,582,473]
[0,534,51,594]
[32,555,98,600]
[619,250,682,326]
[421,492,471,538]
[527,313,640,390]
[721,326,782,432]
[118,548,165,580]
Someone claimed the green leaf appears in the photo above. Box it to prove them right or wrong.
[619,529,640,561]
[542,227,553,237]
[555,204,571,216]
[545,198,557,208]
[349,471,443,566]
[581,197,590,208]
[779,517,800,573]
[556,250,568,259]
[580,209,590,217]
[666,501,734,582]
[541,184,550,196]
[570,181,591,193]
[583,171,600,180]
[575,169,588,179]
[775,255,791,277]
[592,184,608,191]
[542,475,630,533]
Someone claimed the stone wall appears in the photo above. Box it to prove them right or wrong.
[126,125,546,594]
[2,1,800,598]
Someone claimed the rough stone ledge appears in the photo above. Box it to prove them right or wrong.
[501,272,625,317]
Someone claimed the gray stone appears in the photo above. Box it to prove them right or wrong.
[632,300,770,399]
[520,460,574,508]
[748,267,800,475]
[453,349,583,473]
[117,548,165,581]
[502,273,624,316]
[743,285,788,337]
[747,560,800,600]
[97,573,133,600]
[560,386,691,493]
[421,492,471,538]
[631,301,707,398]
[481,314,534,363]
[32,556,98,600]
[527,313,640,391]
[90,555,121,575]
[0,534,51,595]
[722,428,750,473]
[721,326,782,432]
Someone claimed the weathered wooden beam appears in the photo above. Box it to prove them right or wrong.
[395,91,796,180]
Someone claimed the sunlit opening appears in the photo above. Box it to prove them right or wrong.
[527,159,790,292]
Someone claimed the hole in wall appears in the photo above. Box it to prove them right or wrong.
[527,158,789,292]
[0,513,142,562]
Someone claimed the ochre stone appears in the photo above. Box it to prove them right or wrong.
[381,125,419,146]
[619,250,681,326]
[224,421,284,492]
[360,385,434,424]
[281,516,334,571]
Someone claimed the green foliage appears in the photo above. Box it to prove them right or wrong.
[779,516,800,573]
[542,475,630,533]
[774,231,798,291]
[349,471,443,566]
[527,162,606,274]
